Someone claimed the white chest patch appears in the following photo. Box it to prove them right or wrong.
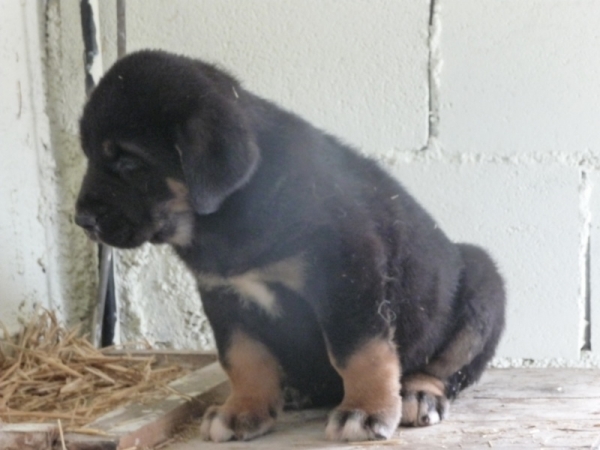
[196,255,305,317]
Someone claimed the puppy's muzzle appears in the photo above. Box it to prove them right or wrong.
[75,210,97,230]
[74,210,101,240]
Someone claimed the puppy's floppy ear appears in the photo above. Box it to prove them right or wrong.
[174,101,260,215]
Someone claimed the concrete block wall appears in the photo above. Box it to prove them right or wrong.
[393,0,600,361]
[1,0,598,365]
[392,163,582,359]
[434,0,599,361]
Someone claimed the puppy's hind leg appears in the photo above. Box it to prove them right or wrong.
[401,244,506,427]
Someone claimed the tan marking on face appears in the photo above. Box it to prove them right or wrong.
[196,255,305,316]
[158,177,194,247]
[165,178,193,213]
[330,338,401,414]
[166,213,194,246]
[401,373,445,397]
[221,330,283,414]
[102,140,115,157]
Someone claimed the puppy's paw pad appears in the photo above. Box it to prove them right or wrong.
[325,409,400,441]
[200,404,277,442]
[401,391,449,427]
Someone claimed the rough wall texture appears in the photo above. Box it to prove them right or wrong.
[3,0,599,365]
[0,1,56,332]
[43,0,99,327]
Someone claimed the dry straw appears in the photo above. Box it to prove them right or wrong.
[0,310,185,429]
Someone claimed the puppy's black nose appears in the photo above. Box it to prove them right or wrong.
[75,211,98,231]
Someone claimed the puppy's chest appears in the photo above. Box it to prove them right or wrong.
[195,255,305,316]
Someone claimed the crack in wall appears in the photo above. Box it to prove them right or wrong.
[579,171,593,352]
[421,0,441,152]
[583,237,591,350]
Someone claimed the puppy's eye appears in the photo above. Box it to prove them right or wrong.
[114,154,142,173]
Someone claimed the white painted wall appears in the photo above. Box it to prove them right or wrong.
[394,0,600,362]
[44,0,100,328]
[2,0,599,365]
[0,0,99,335]
[0,1,56,333]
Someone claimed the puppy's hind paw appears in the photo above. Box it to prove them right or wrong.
[401,390,449,427]
[325,407,401,441]
[200,403,278,442]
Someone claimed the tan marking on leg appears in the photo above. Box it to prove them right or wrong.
[331,339,401,413]
[401,393,419,423]
[401,373,449,427]
[424,326,484,379]
[402,373,445,397]
[223,330,283,411]
[201,330,282,441]
[325,338,402,440]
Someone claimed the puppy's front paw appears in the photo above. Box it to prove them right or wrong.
[325,401,401,441]
[200,400,279,442]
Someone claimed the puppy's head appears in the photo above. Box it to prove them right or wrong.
[75,50,259,248]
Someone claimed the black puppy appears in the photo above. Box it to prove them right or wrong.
[76,50,505,442]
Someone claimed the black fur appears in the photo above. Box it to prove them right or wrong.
[76,50,505,440]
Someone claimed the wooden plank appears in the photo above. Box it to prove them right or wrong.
[167,369,600,450]
[469,368,600,399]
[63,436,117,450]
[169,410,600,450]
[0,351,224,450]
[0,424,57,450]
[452,397,600,421]
[397,420,600,449]
[5,364,599,449]
[87,361,228,449]
[103,350,217,371]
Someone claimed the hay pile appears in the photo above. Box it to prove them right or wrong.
[0,310,185,429]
